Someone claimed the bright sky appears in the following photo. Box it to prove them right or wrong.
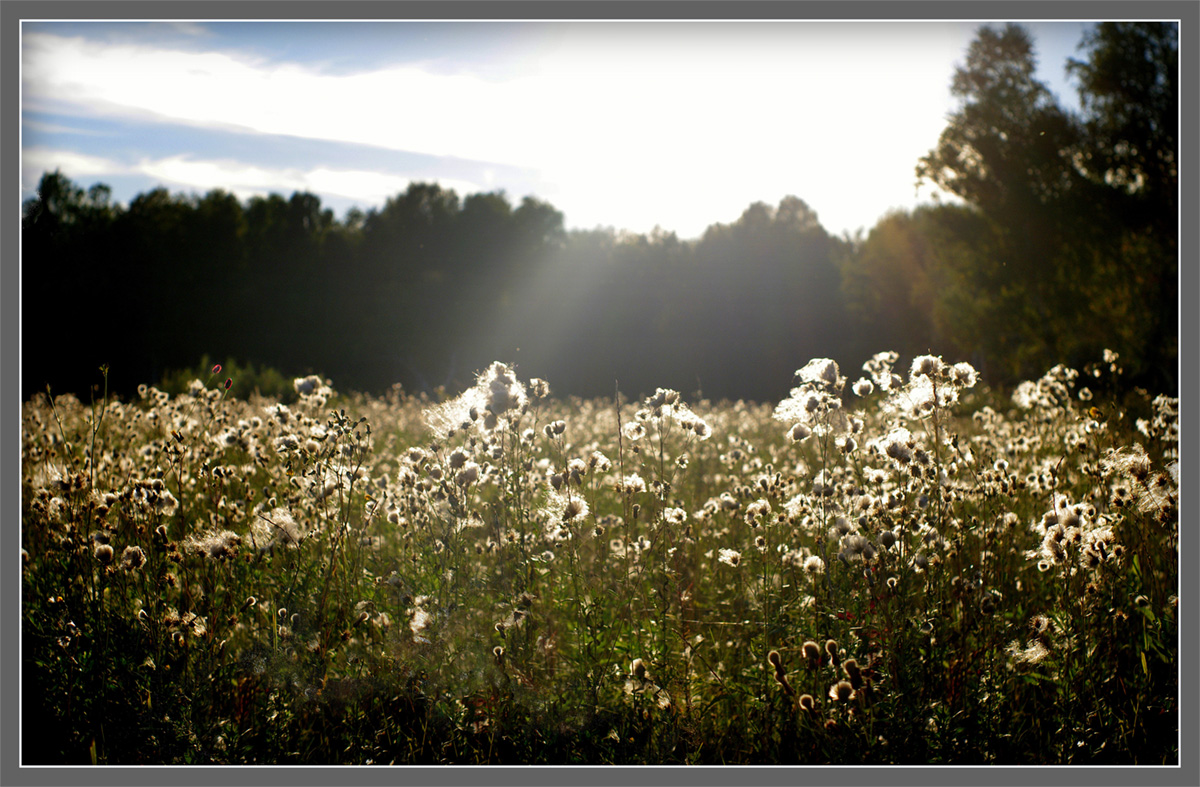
[21,19,1093,239]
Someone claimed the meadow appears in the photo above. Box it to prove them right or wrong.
[20,352,1179,765]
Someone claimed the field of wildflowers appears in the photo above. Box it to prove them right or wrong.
[20,352,1179,765]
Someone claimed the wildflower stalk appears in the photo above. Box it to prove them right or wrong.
[759,523,771,735]
[614,386,639,657]
[929,373,947,541]
[817,429,833,603]
[496,419,526,594]
[88,365,110,491]
[43,384,75,472]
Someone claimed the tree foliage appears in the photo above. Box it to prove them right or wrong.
[839,22,1178,391]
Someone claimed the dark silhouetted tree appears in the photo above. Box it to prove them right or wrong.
[912,22,1177,388]
[1067,22,1178,389]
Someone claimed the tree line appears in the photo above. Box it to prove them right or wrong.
[21,22,1177,403]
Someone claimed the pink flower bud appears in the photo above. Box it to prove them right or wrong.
[224,378,233,390]
[212,364,222,374]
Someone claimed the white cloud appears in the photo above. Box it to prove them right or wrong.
[22,32,548,165]
[21,147,127,190]
[23,147,488,208]
[304,168,482,203]
[527,23,967,237]
[138,155,305,195]
[23,119,115,136]
[22,23,976,235]
[132,155,489,205]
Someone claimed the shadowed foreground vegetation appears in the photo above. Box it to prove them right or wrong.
[21,352,1178,764]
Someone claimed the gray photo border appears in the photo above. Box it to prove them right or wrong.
[3,2,1196,786]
